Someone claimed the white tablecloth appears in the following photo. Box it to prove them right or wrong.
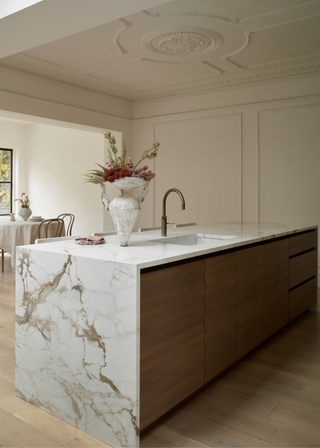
[0,220,64,267]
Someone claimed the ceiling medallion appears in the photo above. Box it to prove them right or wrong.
[143,27,223,56]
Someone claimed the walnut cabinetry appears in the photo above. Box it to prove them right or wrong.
[140,230,318,431]
[140,259,205,431]
[205,252,237,383]
[237,239,289,359]
[289,230,318,321]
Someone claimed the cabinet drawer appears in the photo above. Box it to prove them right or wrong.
[289,277,317,321]
[289,230,317,256]
[289,250,317,289]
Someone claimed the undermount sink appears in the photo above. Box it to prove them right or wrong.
[150,233,235,246]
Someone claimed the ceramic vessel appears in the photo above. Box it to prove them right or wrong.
[9,213,15,221]
[18,207,32,221]
[100,177,149,246]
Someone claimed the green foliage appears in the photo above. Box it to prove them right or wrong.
[0,150,10,182]
[15,192,30,208]
[0,150,11,207]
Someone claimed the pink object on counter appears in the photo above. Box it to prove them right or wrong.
[75,237,105,245]
[86,236,104,241]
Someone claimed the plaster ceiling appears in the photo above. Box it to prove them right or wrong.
[0,0,319,102]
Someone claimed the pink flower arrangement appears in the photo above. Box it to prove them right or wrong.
[83,132,160,185]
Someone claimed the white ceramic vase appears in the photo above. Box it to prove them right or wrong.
[18,207,32,221]
[100,177,150,246]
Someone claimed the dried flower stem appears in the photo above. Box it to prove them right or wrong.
[130,142,160,174]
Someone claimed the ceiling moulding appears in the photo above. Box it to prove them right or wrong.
[0,65,132,102]
[239,0,320,22]
[132,70,320,104]
[223,10,320,70]
[1,63,319,104]
[88,59,222,91]
[115,18,133,55]
[141,10,238,24]
[248,12,320,32]
[249,52,320,69]
[223,31,252,69]
[130,61,320,100]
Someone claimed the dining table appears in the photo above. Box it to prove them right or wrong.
[0,219,64,268]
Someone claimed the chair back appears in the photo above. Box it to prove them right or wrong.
[38,218,64,239]
[57,213,75,236]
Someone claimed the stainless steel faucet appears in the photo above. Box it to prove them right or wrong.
[161,188,185,236]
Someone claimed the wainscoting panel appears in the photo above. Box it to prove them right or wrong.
[152,114,242,227]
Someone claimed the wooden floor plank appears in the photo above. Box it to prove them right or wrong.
[202,379,280,417]
[15,405,111,447]
[0,406,64,447]
[269,402,320,437]
[178,439,208,447]
[165,408,274,447]
[140,426,187,447]
[0,379,31,414]
[216,371,320,418]
[302,377,320,397]
[185,393,320,447]
[227,359,310,390]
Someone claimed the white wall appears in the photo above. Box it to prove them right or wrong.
[0,119,28,215]
[154,115,242,225]
[259,104,320,226]
[26,124,105,236]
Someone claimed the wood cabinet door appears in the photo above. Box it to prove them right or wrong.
[237,239,289,359]
[140,259,205,431]
[237,244,263,359]
[260,239,289,341]
[205,252,237,383]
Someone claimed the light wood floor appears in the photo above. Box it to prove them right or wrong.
[1,252,320,447]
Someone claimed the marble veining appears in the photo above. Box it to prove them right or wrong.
[16,249,139,447]
[15,222,317,447]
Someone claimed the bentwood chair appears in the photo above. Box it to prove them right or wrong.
[1,248,5,273]
[38,218,64,239]
[57,213,75,236]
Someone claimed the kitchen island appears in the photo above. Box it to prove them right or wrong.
[15,223,318,447]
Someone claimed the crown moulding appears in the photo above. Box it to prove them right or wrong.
[0,63,319,105]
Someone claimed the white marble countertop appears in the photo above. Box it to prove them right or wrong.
[18,222,318,269]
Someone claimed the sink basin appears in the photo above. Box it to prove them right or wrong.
[150,233,235,246]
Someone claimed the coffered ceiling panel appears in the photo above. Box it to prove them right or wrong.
[228,17,320,69]
[22,21,124,68]
[0,0,319,102]
[90,57,221,91]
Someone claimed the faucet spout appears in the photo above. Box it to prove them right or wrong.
[161,188,185,237]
